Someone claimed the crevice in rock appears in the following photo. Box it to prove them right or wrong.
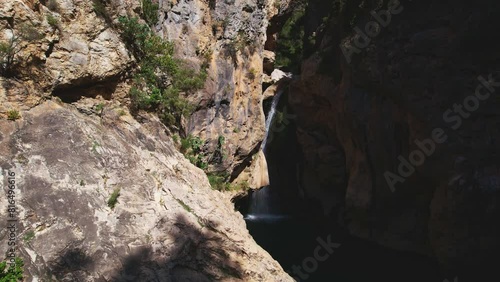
[45,40,56,58]
[229,144,261,183]
[52,78,121,103]
[208,0,216,10]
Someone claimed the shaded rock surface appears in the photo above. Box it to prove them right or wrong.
[289,0,500,277]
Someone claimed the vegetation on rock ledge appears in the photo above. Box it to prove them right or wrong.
[107,188,121,209]
[275,0,307,72]
[0,257,24,281]
[118,0,207,129]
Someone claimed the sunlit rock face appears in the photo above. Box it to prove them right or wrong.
[0,0,290,183]
[0,101,293,281]
[159,0,290,178]
[289,0,500,277]
[0,0,295,280]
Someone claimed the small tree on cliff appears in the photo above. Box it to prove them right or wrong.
[0,36,20,77]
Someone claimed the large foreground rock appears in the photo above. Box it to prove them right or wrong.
[0,101,292,282]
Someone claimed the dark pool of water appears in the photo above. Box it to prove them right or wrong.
[244,92,447,281]
[245,215,443,282]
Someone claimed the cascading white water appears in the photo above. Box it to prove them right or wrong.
[260,90,284,152]
[246,90,286,221]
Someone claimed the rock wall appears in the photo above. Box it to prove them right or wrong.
[0,0,134,109]
[0,100,292,281]
[0,0,290,182]
[290,0,500,276]
[159,0,287,178]
[0,0,295,280]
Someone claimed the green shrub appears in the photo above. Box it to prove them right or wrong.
[47,0,60,12]
[46,14,59,28]
[206,172,248,191]
[92,0,107,18]
[95,103,104,114]
[7,109,20,121]
[172,134,179,143]
[180,135,204,153]
[91,140,101,154]
[142,0,159,26]
[273,0,281,10]
[107,188,121,209]
[117,109,126,116]
[207,173,231,191]
[233,180,249,191]
[117,17,151,57]
[0,257,23,281]
[0,38,18,76]
[275,2,307,72]
[19,24,44,41]
[200,49,213,69]
[179,135,208,168]
[23,230,35,242]
[210,135,226,164]
[118,15,206,128]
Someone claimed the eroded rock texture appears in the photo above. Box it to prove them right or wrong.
[0,101,292,281]
[0,0,294,280]
[158,0,286,177]
[0,0,289,180]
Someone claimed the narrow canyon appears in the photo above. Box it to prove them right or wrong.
[0,0,499,281]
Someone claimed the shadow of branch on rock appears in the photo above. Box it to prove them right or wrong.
[110,213,244,281]
[48,246,93,281]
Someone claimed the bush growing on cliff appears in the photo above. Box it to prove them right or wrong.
[19,23,44,41]
[7,109,21,121]
[0,37,19,76]
[210,135,226,164]
[142,0,159,26]
[46,14,59,28]
[23,230,35,243]
[207,173,231,191]
[179,135,208,169]
[118,15,207,127]
[207,172,249,192]
[275,1,307,72]
[118,17,150,57]
[107,188,121,209]
[0,257,24,281]
[1,25,49,76]
[92,0,107,18]
[47,0,60,12]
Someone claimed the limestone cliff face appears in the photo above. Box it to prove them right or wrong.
[0,0,294,281]
[0,0,287,182]
[290,0,500,274]
[0,101,292,281]
[158,0,287,179]
[0,0,134,109]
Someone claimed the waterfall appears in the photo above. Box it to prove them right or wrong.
[245,90,286,221]
[260,89,284,152]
